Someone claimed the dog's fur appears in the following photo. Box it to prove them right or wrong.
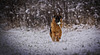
[50,14,63,42]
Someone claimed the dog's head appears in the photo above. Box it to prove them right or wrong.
[54,14,62,25]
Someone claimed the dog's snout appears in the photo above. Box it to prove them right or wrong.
[55,16,60,23]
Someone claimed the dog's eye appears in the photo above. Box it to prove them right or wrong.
[54,16,56,18]
[54,15,56,18]
[59,16,62,18]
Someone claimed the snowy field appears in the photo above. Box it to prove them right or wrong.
[0,25,100,55]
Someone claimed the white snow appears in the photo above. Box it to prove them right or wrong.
[78,15,81,18]
[36,10,40,16]
[76,19,79,24]
[86,10,89,12]
[0,26,100,55]
[48,11,51,14]
[93,12,99,18]
[25,9,30,14]
[27,17,29,19]
[76,3,81,9]
[5,6,9,8]
[48,4,52,7]
[68,8,75,12]
[40,3,46,10]
[91,7,94,9]
[76,3,83,10]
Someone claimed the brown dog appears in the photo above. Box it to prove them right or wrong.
[50,14,63,42]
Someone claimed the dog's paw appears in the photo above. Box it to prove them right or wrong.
[59,37,61,39]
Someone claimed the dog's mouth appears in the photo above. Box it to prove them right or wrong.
[57,22,61,25]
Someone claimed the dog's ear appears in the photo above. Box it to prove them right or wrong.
[53,10,57,18]
[59,15,62,19]
[52,18,55,22]
[54,15,57,18]
[59,13,62,19]
[57,9,63,19]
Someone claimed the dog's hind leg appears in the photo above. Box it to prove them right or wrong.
[50,32,52,38]
[50,28,52,38]
[50,28,55,41]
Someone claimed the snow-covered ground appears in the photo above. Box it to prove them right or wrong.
[0,26,100,55]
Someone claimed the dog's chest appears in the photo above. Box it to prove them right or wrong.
[54,24,61,31]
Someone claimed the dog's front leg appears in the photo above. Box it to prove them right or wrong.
[59,29,62,39]
[52,32,55,42]
[56,36,59,42]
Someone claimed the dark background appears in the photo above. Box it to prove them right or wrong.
[0,0,100,29]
